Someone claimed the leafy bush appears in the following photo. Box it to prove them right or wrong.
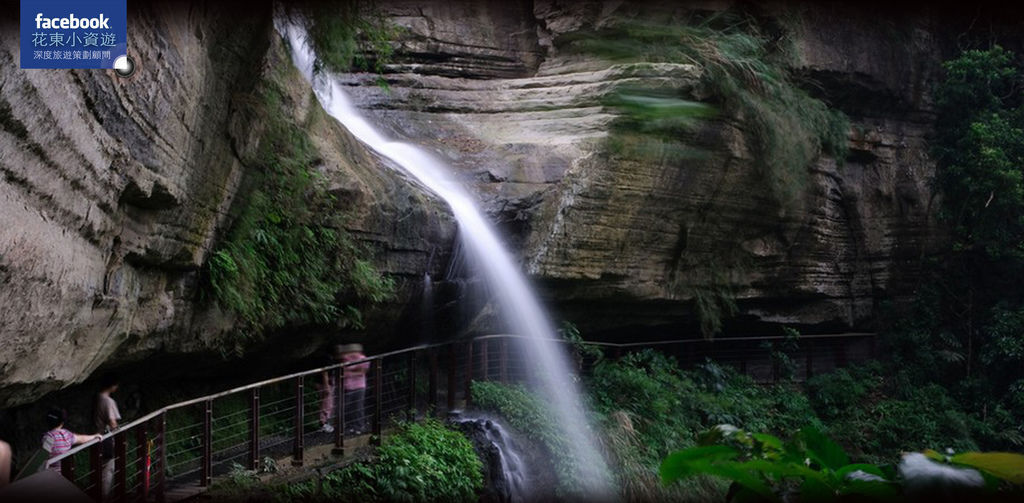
[807,365,986,462]
[583,350,820,501]
[285,419,482,503]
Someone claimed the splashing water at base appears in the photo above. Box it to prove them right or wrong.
[276,17,613,499]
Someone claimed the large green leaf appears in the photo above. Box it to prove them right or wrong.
[660,445,740,483]
[796,426,850,470]
[949,452,1024,484]
[699,463,779,502]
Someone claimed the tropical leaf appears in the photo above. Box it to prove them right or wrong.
[796,426,849,470]
[660,445,739,482]
[949,452,1024,484]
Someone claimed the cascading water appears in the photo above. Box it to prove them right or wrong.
[451,413,533,503]
[276,18,613,499]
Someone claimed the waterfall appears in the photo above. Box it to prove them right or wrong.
[276,18,612,499]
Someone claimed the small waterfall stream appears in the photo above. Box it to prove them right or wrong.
[451,413,533,503]
[276,18,612,499]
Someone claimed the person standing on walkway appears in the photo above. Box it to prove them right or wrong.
[319,344,370,434]
[94,373,121,498]
[42,409,101,470]
[338,344,370,435]
[319,346,344,433]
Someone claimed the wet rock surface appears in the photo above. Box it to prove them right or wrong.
[450,412,557,503]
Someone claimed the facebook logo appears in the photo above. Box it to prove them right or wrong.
[20,0,127,69]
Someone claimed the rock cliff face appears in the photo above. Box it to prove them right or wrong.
[340,0,960,338]
[0,3,454,407]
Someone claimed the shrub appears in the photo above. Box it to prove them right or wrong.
[285,419,482,503]
[205,71,393,339]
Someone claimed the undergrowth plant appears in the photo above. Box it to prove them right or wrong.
[205,68,394,341]
[284,419,482,502]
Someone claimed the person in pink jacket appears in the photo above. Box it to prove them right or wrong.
[319,344,370,434]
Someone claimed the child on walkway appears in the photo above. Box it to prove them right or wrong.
[42,409,101,470]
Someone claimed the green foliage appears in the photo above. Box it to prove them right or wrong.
[305,0,400,78]
[928,45,1024,360]
[205,78,394,338]
[284,419,482,502]
[566,9,849,205]
[584,350,819,501]
[805,364,989,463]
[661,425,1024,503]
[868,45,1024,455]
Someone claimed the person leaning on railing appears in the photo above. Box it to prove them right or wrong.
[42,409,102,470]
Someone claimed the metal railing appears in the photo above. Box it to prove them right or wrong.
[44,332,874,502]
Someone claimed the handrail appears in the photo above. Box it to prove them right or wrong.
[44,331,875,467]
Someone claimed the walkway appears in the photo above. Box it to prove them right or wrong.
[43,332,875,502]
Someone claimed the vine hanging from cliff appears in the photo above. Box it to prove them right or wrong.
[562,7,849,207]
[294,0,400,84]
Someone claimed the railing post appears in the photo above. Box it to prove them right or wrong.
[292,377,304,467]
[249,388,260,471]
[135,426,147,502]
[89,441,102,502]
[447,344,457,411]
[499,339,508,384]
[59,454,75,483]
[201,400,212,487]
[407,351,418,420]
[115,432,127,502]
[479,339,489,382]
[333,368,345,456]
[428,349,439,415]
[155,412,166,503]
[464,341,474,408]
[372,359,383,446]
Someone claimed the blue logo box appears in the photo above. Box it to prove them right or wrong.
[20,0,127,69]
